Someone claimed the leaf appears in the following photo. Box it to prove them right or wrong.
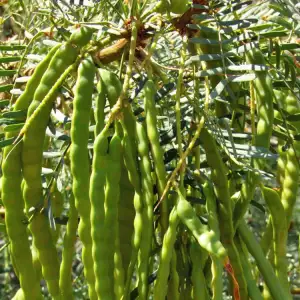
[268,16,293,30]
[0,118,23,125]
[274,117,297,131]
[0,137,15,148]
[249,23,274,31]
[269,3,292,18]
[154,82,176,102]
[3,123,24,133]
[0,69,17,76]
[273,129,289,141]
[189,37,220,45]
[225,142,279,159]
[0,99,10,108]
[222,32,256,45]
[260,30,288,38]
[192,14,214,22]
[0,45,26,51]
[0,56,22,63]
[190,33,255,46]
[218,19,258,27]
[186,53,236,65]
[229,41,259,55]
[281,43,300,51]
[0,84,13,93]
[210,74,256,100]
[222,0,253,14]
[196,64,269,77]
[2,110,27,119]
[192,4,209,10]
[186,24,217,34]
[293,134,300,141]
[286,113,300,122]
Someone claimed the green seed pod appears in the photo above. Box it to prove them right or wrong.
[59,193,78,300]
[154,205,180,300]
[143,79,168,234]
[262,186,291,299]
[94,77,106,136]
[261,90,300,257]
[177,194,226,258]
[136,122,154,300]
[99,68,137,284]
[90,129,123,300]
[98,68,122,107]
[238,221,291,300]
[14,44,61,111]
[189,239,210,299]
[200,128,248,299]
[122,129,142,298]
[32,245,42,281]
[0,45,63,300]
[69,26,94,48]
[2,45,62,300]
[118,166,135,283]
[90,130,110,299]
[70,56,96,300]
[234,235,263,300]
[246,48,274,163]
[114,229,125,300]
[21,28,93,297]
[105,132,122,298]
[27,43,78,116]
[204,182,223,300]
[11,288,24,300]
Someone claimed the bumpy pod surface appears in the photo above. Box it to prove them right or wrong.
[105,132,122,298]
[90,130,111,299]
[262,187,291,298]
[70,56,96,299]
[98,68,136,277]
[59,194,78,300]
[2,44,62,300]
[154,204,179,300]
[136,122,154,300]
[143,79,168,233]
[21,27,93,298]
[190,240,210,299]
[177,194,226,258]
[246,48,274,157]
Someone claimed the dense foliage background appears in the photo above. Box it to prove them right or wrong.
[0,0,300,299]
